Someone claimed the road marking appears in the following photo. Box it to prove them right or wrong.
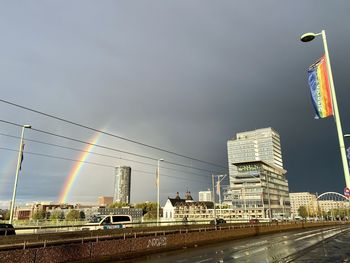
[294,229,341,242]
[195,258,213,263]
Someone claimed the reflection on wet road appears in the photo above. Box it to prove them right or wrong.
[117,225,349,262]
[291,227,350,262]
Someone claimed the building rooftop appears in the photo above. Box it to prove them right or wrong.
[228,127,279,141]
[168,198,214,209]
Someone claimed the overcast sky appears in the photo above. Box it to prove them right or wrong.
[0,1,349,207]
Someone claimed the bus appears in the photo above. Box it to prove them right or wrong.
[82,215,132,230]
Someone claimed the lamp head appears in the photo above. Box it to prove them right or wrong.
[159,158,164,162]
[300,32,317,42]
[344,134,350,138]
[23,125,32,129]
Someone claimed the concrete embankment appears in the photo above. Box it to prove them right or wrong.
[0,222,347,263]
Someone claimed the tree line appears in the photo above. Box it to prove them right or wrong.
[297,205,350,220]
[0,202,160,221]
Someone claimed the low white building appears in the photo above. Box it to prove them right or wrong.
[199,190,212,202]
[163,192,265,221]
[163,192,214,221]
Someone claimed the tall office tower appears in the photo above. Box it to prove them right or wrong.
[227,127,283,171]
[225,128,290,219]
[114,166,131,204]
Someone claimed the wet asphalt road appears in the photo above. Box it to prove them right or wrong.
[291,227,350,263]
[115,225,349,263]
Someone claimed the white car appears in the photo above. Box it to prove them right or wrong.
[82,215,132,230]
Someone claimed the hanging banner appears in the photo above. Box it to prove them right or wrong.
[307,55,333,119]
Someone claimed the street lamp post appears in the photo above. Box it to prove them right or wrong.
[9,124,31,224]
[281,197,285,220]
[242,183,247,220]
[316,193,321,220]
[266,173,272,220]
[301,30,350,188]
[156,158,164,226]
[211,174,216,220]
[211,174,227,221]
[217,174,227,218]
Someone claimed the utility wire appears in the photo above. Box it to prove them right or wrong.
[0,147,113,168]
[0,119,225,174]
[132,169,204,183]
[0,132,209,178]
[0,147,207,183]
[0,98,227,168]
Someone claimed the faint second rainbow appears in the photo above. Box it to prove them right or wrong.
[58,133,101,203]
[0,156,17,199]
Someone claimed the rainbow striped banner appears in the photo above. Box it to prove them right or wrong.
[307,55,333,119]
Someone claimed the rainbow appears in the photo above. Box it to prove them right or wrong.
[58,133,101,203]
[307,54,333,119]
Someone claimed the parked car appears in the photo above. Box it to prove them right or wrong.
[249,218,260,224]
[182,216,188,225]
[210,218,226,225]
[0,224,16,236]
[271,218,281,223]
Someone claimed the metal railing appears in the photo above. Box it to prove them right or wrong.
[1,220,346,252]
[1,216,347,239]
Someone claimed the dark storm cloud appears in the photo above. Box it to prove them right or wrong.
[0,1,349,204]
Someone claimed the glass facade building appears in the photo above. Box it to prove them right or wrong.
[225,128,291,219]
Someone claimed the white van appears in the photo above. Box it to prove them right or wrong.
[82,215,132,230]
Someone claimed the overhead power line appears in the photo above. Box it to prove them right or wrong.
[0,119,225,174]
[0,147,207,184]
[132,169,204,183]
[0,132,209,178]
[0,146,113,168]
[0,98,227,169]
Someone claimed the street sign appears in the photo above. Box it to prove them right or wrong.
[344,187,350,197]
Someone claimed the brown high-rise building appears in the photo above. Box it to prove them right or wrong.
[98,196,113,207]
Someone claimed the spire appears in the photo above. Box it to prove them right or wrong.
[186,191,193,200]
